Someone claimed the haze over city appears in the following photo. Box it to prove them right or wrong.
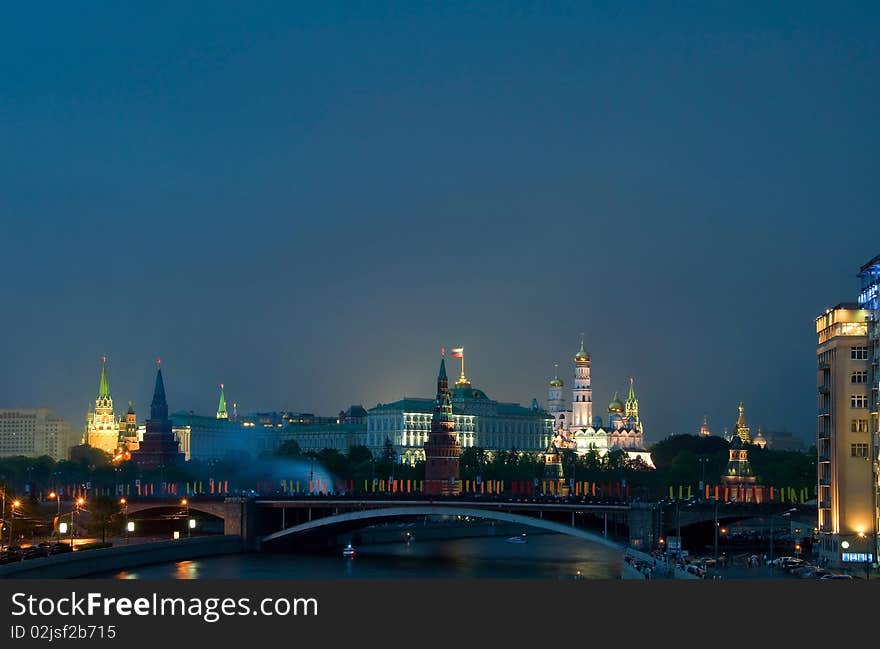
[2,3,878,442]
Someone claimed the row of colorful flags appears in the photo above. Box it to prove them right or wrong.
[667,484,812,503]
[37,480,813,503]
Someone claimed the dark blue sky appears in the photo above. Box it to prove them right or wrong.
[1,2,877,443]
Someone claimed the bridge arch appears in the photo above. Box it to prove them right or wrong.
[260,505,623,550]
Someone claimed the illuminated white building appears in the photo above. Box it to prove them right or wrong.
[368,356,554,465]
[546,337,654,468]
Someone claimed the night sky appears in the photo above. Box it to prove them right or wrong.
[2,3,878,443]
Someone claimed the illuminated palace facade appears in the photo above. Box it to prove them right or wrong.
[367,355,554,465]
[546,336,654,467]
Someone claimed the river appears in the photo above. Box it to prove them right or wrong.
[98,534,622,579]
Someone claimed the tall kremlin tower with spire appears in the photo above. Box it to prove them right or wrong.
[423,352,462,495]
[86,356,119,455]
[131,360,185,470]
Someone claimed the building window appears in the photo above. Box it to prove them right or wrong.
[851,347,869,360]
[851,443,869,458]
[852,419,869,433]
[852,371,868,383]
[851,395,869,409]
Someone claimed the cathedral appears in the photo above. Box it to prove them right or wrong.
[546,336,654,468]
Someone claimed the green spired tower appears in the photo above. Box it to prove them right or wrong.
[86,356,118,455]
[217,383,228,419]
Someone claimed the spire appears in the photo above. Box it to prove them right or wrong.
[150,360,168,422]
[217,383,228,419]
[734,402,750,443]
[98,356,111,399]
[437,352,448,390]
[625,377,639,419]
[574,332,590,362]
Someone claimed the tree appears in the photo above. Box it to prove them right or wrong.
[69,445,112,469]
[86,495,121,544]
[275,440,302,458]
[347,446,373,481]
[377,437,397,479]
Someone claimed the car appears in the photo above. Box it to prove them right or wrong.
[820,574,854,580]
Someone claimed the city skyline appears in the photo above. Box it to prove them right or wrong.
[2,3,878,443]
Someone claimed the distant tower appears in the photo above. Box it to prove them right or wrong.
[119,401,139,451]
[699,415,712,437]
[547,363,566,428]
[216,383,228,419]
[131,360,184,470]
[571,334,593,428]
[86,356,119,455]
[734,402,751,443]
[722,436,757,496]
[624,377,639,420]
[423,352,462,496]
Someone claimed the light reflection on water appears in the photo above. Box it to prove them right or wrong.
[99,534,621,580]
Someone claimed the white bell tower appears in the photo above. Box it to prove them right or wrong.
[571,333,593,429]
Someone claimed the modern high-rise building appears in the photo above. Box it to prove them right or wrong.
[0,408,73,461]
[816,299,875,568]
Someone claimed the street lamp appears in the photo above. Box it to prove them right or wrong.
[48,492,62,541]
[72,498,85,551]
[698,457,710,499]
[768,507,797,571]
[181,498,191,537]
[126,520,135,545]
[120,498,128,544]
[8,500,20,547]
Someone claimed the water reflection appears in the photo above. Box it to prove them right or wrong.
[95,534,621,580]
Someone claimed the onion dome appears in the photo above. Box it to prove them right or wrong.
[574,334,590,363]
[549,363,564,387]
[608,391,624,413]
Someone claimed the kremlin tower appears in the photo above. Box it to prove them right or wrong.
[217,384,228,419]
[86,356,119,455]
[131,361,184,470]
[423,353,462,496]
